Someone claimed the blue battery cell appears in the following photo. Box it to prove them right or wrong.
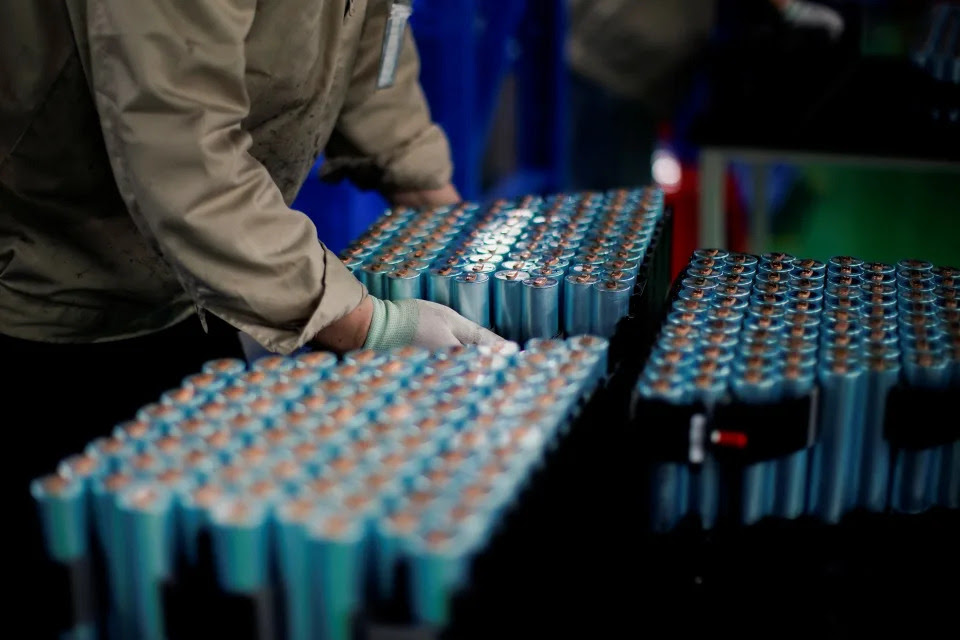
[609,244,647,264]
[113,420,154,446]
[603,258,640,278]
[861,261,895,279]
[182,371,230,396]
[307,512,366,640]
[567,335,609,377]
[648,345,696,372]
[649,461,691,533]
[666,310,707,328]
[686,265,722,281]
[683,275,720,293]
[672,298,711,317]
[452,272,492,329]
[695,248,730,261]
[755,271,792,288]
[713,295,750,314]
[760,252,796,265]
[936,441,960,509]
[897,276,936,297]
[492,270,529,343]
[782,324,819,343]
[202,358,247,378]
[568,263,606,280]
[786,288,825,311]
[372,507,420,605]
[722,264,758,281]
[251,355,296,375]
[118,485,176,640]
[808,361,867,523]
[769,365,815,520]
[692,256,723,271]
[341,255,366,274]
[712,282,752,302]
[636,379,693,405]
[860,281,898,299]
[717,273,753,289]
[563,273,598,335]
[897,258,934,274]
[730,369,783,404]
[137,403,185,429]
[386,267,423,301]
[463,263,499,279]
[891,446,942,514]
[891,350,951,513]
[902,350,951,388]
[601,263,635,290]
[31,475,89,565]
[828,255,865,272]
[857,357,900,512]
[758,262,793,280]
[791,257,825,273]
[361,263,392,298]
[341,349,386,370]
[662,324,701,344]
[90,470,137,635]
[689,373,727,406]
[209,498,272,594]
[521,276,561,341]
[84,436,130,473]
[406,525,486,626]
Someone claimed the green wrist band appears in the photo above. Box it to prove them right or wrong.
[362,297,419,351]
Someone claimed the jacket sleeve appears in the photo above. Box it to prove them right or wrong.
[320,0,453,193]
[86,0,366,354]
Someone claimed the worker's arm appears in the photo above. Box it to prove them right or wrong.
[86,0,372,354]
[321,0,458,206]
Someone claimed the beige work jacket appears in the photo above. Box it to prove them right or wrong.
[0,0,451,353]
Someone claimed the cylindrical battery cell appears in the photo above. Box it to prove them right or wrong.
[857,357,900,512]
[564,274,599,336]
[592,280,631,339]
[426,267,460,307]
[361,263,391,299]
[463,263,498,277]
[808,361,867,524]
[386,267,423,301]
[492,270,530,343]
[522,277,561,341]
[605,269,637,293]
[603,258,640,278]
[453,272,492,329]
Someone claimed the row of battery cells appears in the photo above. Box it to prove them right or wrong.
[339,189,663,341]
[889,260,960,516]
[643,254,809,527]
[774,257,958,524]
[32,336,610,639]
[805,256,876,527]
[393,190,656,340]
[636,250,819,406]
[732,254,828,527]
[638,252,958,534]
[639,251,830,530]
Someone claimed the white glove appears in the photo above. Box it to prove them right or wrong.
[363,297,504,351]
[781,1,845,40]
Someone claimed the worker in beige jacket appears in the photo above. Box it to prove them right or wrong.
[2,0,498,612]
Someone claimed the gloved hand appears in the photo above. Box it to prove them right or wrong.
[363,297,504,351]
[780,0,845,40]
